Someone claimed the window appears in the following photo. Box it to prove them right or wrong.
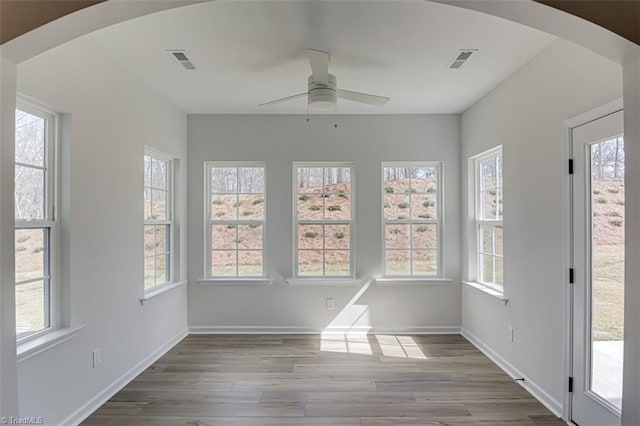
[474,147,503,289]
[144,149,174,291]
[15,104,56,340]
[294,163,353,278]
[206,163,265,278]
[382,163,443,277]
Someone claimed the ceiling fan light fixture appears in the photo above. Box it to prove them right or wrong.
[308,74,337,110]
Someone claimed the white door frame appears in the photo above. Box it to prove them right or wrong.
[563,98,624,422]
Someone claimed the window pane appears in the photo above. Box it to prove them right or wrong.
[238,167,264,193]
[16,280,46,338]
[155,254,168,285]
[144,256,155,289]
[325,250,350,276]
[297,168,323,192]
[144,225,156,257]
[212,194,237,221]
[495,256,504,286]
[481,157,498,190]
[298,225,323,249]
[144,155,152,187]
[480,189,498,220]
[496,188,504,220]
[298,250,323,276]
[238,225,262,250]
[211,167,237,193]
[297,193,323,220]
[325,224,350,250]
[383,168,410,194]
[212,224,236,250]
[411,195,437,220]
[496,155,503,188]
[15,165,44,220]
[324,167,350,192]
[238,194,264,220]
[385,224,409,249]
[324,194,350,220]
[15,228,45,283]
[495,225,503,256]
[156,225,168,254]
[411,167,437,193]
[144,188,152,220]
[238,251,263,276]
[412,224,437,250]
[212,250,237,276]
[480,224,494,254]
[480,254,494,284]
[151,158,168,190]
[151,189,167,220]
[386,250,410,276]
[15,110,45,168]
[384,194,410,220]
[413,250,437,275]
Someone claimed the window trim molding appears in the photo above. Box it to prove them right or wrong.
[468,146,504,293]
[143,146,176,294]
[381,161,444,279]
[204,161,267,280]
[15,98,60,342]
[292,162,355,279]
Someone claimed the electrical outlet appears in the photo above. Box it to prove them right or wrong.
[326,298,334,311]
[92,348,102,368]
[507,326,515,343]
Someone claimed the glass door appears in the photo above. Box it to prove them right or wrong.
[571,109,624,425]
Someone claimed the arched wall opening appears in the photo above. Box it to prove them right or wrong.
[1,1,638,424]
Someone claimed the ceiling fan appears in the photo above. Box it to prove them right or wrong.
[259,49,390,111]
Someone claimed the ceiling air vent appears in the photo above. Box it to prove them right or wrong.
[168,50,196,70]
[448,49,477,70]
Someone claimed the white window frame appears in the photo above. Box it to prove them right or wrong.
[293,162,355,279]
[144,147,175,293]
[15,100,58,342]
[471,146,504,292]
[381,162,444,278]
[204,162,267,279]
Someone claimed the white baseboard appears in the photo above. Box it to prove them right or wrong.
[461,328,563,417]
[188,325,460,334]
[61,328,188,426]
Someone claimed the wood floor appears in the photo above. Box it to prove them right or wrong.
[82,334,566,425]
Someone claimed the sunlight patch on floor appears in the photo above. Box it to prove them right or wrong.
[320,332,373,355]
[375,334,427,359]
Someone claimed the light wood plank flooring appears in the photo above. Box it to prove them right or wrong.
[82,334,565,425]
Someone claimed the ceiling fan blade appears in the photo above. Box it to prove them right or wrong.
[307,49,329,84]
[338,89,390,106]
[258,92,307,107]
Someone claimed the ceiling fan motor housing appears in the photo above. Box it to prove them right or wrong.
[308,74,337,110]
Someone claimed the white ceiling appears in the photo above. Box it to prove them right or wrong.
[85,0,555,114]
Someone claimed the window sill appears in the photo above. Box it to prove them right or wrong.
[140,280,187,304]
[17,324,86,363]
[286,278,364,286]
[197,277,273,286]
[462,281,508,304]
[375,278,452,286]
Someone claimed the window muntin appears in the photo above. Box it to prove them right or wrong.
[475,149,503,289]
[206,163,265,278]
[144,150,173,291]
[382,163,442,277]
[295,164,354,278]
[15,106,56,340]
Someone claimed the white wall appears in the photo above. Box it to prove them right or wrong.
[15,39,189,425]
[188,114,461,332]
[1,57,20,419]
[461,39,622,412]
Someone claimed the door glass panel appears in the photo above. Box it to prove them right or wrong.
[590,136,624,410]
